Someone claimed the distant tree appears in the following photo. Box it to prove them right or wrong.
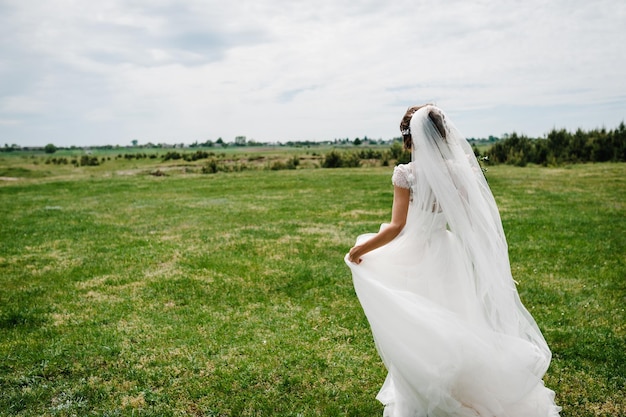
[616,121,626,161]
[44,143,57,154]
[353,138,362,146]
[131,139,138,147]
[546,129,570,163]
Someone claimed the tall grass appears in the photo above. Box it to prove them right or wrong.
[0,161,624,416]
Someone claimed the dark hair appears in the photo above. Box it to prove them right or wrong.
[428,110,446,140]
[400,104,446,150]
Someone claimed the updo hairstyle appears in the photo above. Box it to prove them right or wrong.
[400,104,447,150]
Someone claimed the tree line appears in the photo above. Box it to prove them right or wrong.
[4,122,625,169]
[483,123,626,166]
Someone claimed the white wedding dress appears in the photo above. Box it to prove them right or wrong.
[345,107,561,417]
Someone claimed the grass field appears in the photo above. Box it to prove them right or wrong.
[0,151,624,416]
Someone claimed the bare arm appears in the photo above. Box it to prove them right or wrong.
[348,186,410,264]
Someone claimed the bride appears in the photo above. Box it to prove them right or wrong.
[346,105,561,417]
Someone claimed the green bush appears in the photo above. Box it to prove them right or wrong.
[286,155,300,169]
[202,158,219,174]
[79,155,100,166]
[342,152,361,168]
[322,150,344,168]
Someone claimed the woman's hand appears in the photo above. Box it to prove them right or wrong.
[348,245,363,264]
[347,186,410,265]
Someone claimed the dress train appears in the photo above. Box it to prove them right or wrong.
[346,214,560,417]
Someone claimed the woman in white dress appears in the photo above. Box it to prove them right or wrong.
[346,105,561,417]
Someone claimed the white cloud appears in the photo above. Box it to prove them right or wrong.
[0,0,625,146]
[1,95,46,114]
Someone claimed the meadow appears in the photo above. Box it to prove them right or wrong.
[0,149,624,416]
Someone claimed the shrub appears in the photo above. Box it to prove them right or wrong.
[202,159,219,174]
[270,161,287,171]
[342,152,361,168]
[322,150,343,168]
[163,151,182,161]
[389,141,410,164]
[79,155,99,166]
[286,155,300,169]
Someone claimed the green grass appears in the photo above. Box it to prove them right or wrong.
[0,157,624,416]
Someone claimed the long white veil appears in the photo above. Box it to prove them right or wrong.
[408,106,551,369]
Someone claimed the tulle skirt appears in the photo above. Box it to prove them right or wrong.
[345,215,560,417]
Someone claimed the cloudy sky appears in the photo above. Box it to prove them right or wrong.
[1,0,625,147]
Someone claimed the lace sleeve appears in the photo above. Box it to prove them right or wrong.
[392,164,412,189]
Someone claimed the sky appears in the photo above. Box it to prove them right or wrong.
[1,0,625,147]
